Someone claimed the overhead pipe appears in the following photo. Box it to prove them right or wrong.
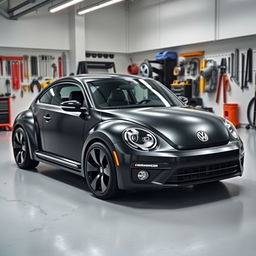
[8,0,36,14]
[0,7,9,19]
[10,0,53,20]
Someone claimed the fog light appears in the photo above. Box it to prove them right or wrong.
[137,170,149,181]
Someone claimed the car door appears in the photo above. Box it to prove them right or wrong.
[36,82,87,162]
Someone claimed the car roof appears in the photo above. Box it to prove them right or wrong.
[60,73,150,82]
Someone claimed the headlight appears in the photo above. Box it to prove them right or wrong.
[123,128,158,151]
[224,119,239,139]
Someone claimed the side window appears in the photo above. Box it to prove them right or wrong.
[39,88,55,104]
[39,84,85,106]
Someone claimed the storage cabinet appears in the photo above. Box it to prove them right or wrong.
[218,0,256,40]
[0,98,12,130]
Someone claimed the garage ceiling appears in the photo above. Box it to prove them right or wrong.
[0,0,126,19]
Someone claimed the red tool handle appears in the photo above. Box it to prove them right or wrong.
[12,62,21,90]
[223,75,229,104]
[215,74,222,103]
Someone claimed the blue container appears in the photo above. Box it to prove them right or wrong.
[155,51,177,60]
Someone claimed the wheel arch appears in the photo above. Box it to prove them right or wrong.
[13,110,40,160]
[81,131,117,177]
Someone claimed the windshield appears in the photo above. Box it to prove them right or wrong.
[86,77,183,109]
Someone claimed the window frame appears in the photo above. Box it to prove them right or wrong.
[37,81,89,108]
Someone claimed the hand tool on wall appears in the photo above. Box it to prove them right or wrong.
[199,59,207,93]
[31,56,38,76]
[20,62,24,82]
[62,52,67,76]
[173,64,185,76]
[46,56,49,76]
[241,53,245,89]
[23,55,29,80]
[5,79,11,96]
[230,53,235,80]
[234,49,240,85]
[48,56,53,76]
[30,78,41,93]
[216,58,230,103]
[187,58,199,76]
[20,84,30,98]
[200,60,218,92]
[244,48,253,89]
[39,55,45,77]
[51,63,57,78]
[228,56,231,74]
[11,61,21,90]
[39,55,42,77]
[58,56,63,77]
[41,78,53,89]
[45,56,48,76]
[0,58,3,76]
[192,76,200,97]
[6,60,11,76]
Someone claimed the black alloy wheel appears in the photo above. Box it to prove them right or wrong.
[85,142,118,199]
[12,127,39,169]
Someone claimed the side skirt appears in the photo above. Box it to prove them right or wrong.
[35,151,83,176]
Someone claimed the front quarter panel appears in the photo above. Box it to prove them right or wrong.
[81,119,173,185]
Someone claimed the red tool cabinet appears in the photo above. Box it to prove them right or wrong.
[0,97,12,130]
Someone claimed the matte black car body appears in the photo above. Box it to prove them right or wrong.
[12,74,244,197]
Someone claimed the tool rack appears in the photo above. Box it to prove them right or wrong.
[147,58,177,87]
[77,61,116,74]
[0,97,12,130]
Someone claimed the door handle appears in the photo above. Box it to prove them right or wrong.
[43,114,51,122]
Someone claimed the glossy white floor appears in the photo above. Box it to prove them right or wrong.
[0,128,256,256]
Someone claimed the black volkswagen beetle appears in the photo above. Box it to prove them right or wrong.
[12,74,244,199]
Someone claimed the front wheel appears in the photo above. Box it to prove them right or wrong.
[84,142,118,199]
[12,127,39,169]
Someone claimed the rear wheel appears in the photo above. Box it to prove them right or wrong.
[85,142,118,199]
[12,127,39,169]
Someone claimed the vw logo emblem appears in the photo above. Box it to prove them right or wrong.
[197,131,209,142]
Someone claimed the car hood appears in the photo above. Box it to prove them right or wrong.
[100,107,230,150]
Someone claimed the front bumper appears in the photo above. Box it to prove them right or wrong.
[114,140,244,190]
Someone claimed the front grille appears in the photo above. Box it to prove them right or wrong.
[166,160,240,184]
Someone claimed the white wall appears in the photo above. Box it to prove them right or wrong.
[128,0,216,53]
[84,1,127,53]
[0,6,69,50]
[130,35,256,124]
[127,0,256,53]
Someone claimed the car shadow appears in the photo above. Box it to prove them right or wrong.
[36,164,242,210]
[37,165,90,192]
[109,181,241,209]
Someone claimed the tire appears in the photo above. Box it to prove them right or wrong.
[12,127,39,169]
[84,142,118,199]
[247,97,256,129]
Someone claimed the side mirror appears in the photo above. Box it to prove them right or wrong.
[178,96,188,105]
[61,100,88,113]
